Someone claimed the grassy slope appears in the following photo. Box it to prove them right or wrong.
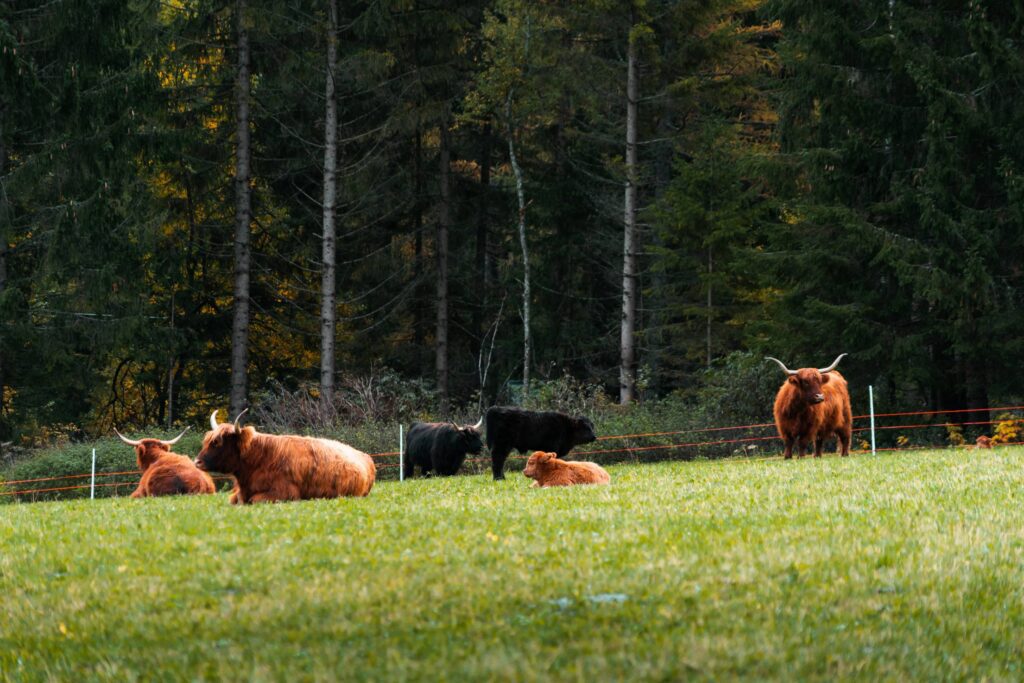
[2,448,1023,681]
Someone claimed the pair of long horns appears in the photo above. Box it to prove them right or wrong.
[114,426,189,447]
[210,408,249,432]
[766,353,847,376]
[447,417,484,430]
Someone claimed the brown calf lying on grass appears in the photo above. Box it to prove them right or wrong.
[115,427,216,498]
[976,435,993,449]
[523,451,610,488]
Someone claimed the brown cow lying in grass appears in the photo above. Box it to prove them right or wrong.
[196,410,375,503]
[115,427,216,498]
[523,451,610,488]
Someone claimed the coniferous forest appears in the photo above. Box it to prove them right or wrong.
[1,0,1022,444]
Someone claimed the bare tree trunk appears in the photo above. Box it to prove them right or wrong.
[0,114,7,423]
[319,0,340,403]
[506,90,530,399]
[229,0,253,418]
[167,293,176,428]
[619,21,639,404]
[473,120,491,353]
[706,247,712,369]
[436,115,451,413]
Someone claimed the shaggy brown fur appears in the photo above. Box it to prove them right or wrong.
[976,435,993,449]
[772,369,853,459]
[125,439,216,498]
[196,419,375,503]
[523,451,610,488]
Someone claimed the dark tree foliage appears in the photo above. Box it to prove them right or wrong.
[0,0,1021,443]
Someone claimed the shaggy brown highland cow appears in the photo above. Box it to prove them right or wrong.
[196,410,375,503]
[523,451,610,488]
[767,353,853,459]
[115,427,216,498]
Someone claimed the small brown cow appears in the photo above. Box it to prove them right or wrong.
[523,451,610,488]
[196,410,375,503]
[115,427,216,498]
[976,435,993,449]
[767,353,853,459]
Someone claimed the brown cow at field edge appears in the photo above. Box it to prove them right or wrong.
[523,451,611,488]
[767,353,852,459]
[196,410,375,503]
[115,427,216,498]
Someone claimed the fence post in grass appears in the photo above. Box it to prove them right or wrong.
[90,448,97,500]
[399,424,404,482]
[869,385,876,457]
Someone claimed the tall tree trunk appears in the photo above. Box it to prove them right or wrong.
[436,115,451,413]
[413,127,425,360]
[706,247,713,369]
[229,0,253,418]
[473,120,491,354]
[167,293,176,428]
[320,0,340,403]
[506,90,530,399]
[620,20,639,404]
[0,114,7,425]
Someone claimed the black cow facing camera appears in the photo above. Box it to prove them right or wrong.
[403,420,484,478]
[485,406,597,480]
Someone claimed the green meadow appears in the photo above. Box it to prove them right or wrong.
[2,448,1023,681]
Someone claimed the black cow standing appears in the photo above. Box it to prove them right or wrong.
[485,406,597,480]
[403,420,484,478]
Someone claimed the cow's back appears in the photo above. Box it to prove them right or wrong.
[303,437,376,498]
[486,407,566,452]
[143,455,215,496]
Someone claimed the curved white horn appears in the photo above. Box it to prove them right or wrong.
[765,357,797,376]
[473,416,483,430]
[210,410,220,431]
[162,426,190,446]
[232,408,249,432]
[818,353,848,374]
[114,428,143,447]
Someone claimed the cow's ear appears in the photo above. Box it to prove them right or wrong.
[820,373,830,384]
[787,376,799,385]
[539,452,554,462]
[238,425,256,450]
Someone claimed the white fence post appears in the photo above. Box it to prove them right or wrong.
[90,448,97,500]
[869,385,876,456]
[399,424,404,482]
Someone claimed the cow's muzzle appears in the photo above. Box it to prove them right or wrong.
[812,394,825,404]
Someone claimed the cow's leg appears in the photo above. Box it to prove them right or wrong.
[403,455,415,480]
[813,436,825,458]
[491,445,511,480]
[130,485,145,498]
[838,428,852,457]
[782,436,794,460]
[797,438,809,458]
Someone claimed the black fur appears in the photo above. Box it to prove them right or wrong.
[484,406,597,480]
[403,421,484,478]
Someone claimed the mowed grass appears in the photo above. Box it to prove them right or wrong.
[2,448,1024,681]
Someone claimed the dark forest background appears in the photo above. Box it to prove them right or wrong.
[1,0,1022,447]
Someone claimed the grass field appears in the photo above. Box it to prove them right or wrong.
[2,448,1024,681]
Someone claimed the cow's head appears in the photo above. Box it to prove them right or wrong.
[453,419,484,454]
[572,416,597,445]
[196,409,251,475]
[524,451,555,478]
[766,354,847,405]
[115,427,189,470]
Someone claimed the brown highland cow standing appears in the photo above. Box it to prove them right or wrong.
[115,428,216,498]
[767,353,853,459]
[523,451,611,488]
[196,410,375,503]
